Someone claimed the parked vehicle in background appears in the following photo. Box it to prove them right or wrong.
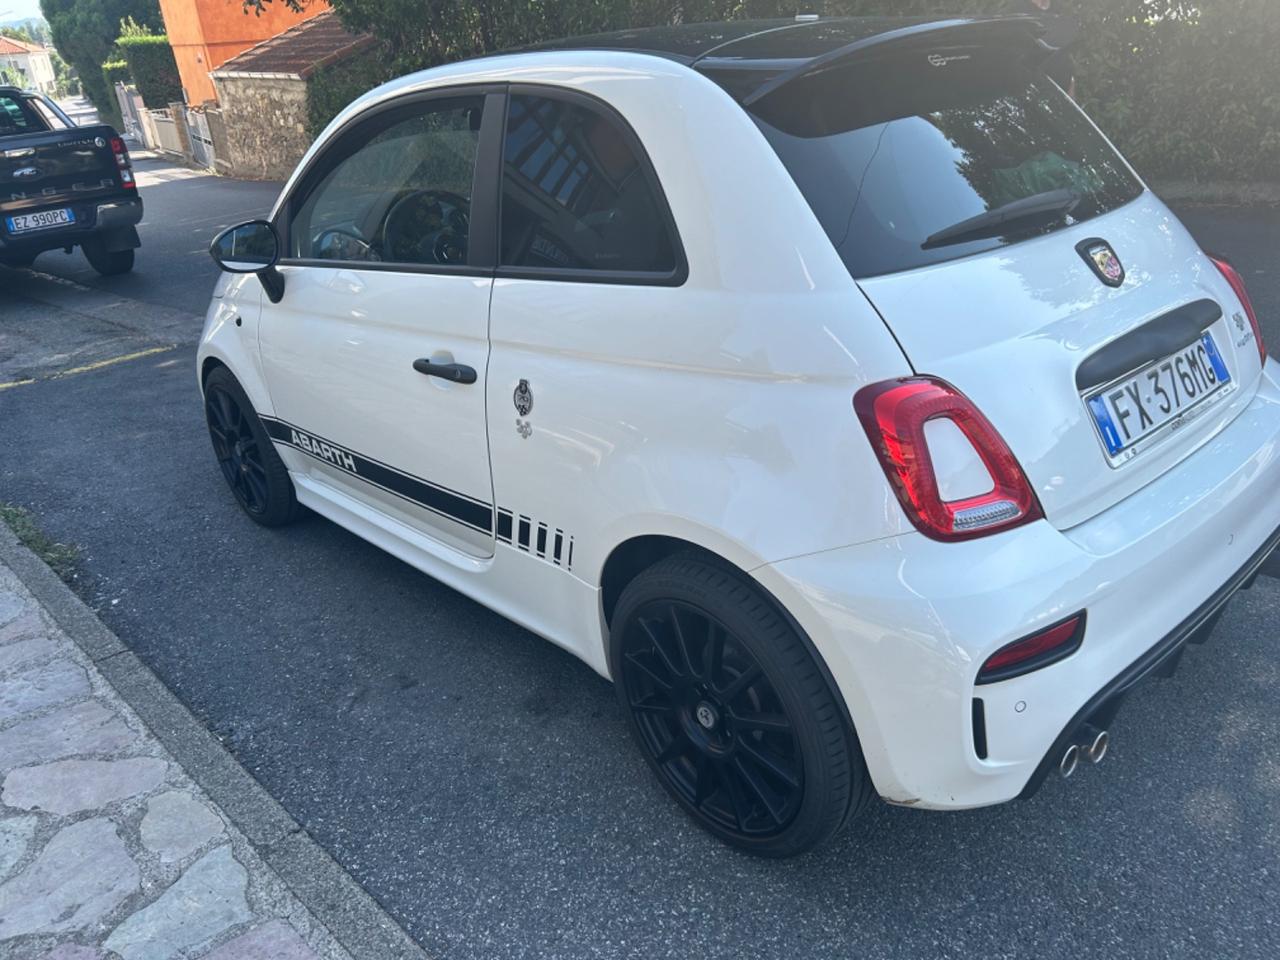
[0,86,141,275]
[200,16,1280,857]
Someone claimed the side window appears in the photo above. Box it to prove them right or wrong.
[29,97,66,129]
[0,94,46,133]
[499,93,677,275]
[290,96,483,267]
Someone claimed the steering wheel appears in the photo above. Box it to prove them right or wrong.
[380,189,470,265]
[313,227,379,262]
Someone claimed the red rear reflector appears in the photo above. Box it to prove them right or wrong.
[854,377,1042,542]
[977,613,1086,684]
[1209,254,1266,366]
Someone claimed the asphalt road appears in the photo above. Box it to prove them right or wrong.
[2,164,1279,960]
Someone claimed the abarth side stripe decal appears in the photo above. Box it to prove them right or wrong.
[258,416,494,534]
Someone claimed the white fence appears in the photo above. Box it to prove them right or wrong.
[149,108,184,155]
[112,81,217,171]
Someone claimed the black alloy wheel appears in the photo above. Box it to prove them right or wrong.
[203,366,300,527]
[613,554,872,857]
[206,386,269,515]
[622,597,805,837]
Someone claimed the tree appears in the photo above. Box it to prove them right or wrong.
[1,26,37,44]
[40,0,165,120]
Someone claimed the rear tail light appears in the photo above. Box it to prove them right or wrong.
[854,377,1042,541]
[1209,254,1266,365]
[110,136,136,190]
[977,613,1086,684]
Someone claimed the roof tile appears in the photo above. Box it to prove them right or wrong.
[212,10,372,80]
[0,36,47,55]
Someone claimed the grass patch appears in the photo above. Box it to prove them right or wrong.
[0,503,79,583]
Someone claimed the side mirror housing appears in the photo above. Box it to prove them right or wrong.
[209,220,285,303]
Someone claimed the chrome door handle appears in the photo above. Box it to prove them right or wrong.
[412,358,477,384]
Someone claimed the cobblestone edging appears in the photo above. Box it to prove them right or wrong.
[0,524,429,960]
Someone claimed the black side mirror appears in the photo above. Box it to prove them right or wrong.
[209,220,285,302]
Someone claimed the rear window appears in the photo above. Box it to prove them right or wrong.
[0,93,50,135]
[748,48,1143,278]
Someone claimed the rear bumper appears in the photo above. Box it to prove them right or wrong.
[0,194,142,255]
[756,361,1280,809]
[1017,519,1280,799]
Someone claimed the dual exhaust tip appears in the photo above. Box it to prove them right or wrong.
[1059,724,1109,779]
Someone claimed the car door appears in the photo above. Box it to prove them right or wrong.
[259,87,502,559]
[485,87,690,579]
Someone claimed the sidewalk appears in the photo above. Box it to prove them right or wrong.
[0,524,423,960]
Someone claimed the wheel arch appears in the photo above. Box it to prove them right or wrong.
[598,533,864,766]
[200,355,228,391]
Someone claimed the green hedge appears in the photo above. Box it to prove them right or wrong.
[307,45,396,140]
[116,34,182,108]
[101,59,130,90]
[810,0,1280,183]
[308,0,1278,183]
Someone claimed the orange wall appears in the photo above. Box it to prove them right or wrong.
[158,0,330,105]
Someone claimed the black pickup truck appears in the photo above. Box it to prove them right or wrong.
[0,86,141,275]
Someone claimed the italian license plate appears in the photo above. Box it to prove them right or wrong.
[1087,332,1232,462]
[5,208,75,234]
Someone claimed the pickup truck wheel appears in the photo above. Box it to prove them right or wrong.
[204,367,301,527]
[82,241,134,276]
[611,553,873,857]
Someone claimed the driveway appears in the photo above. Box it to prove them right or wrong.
[2,161,1278,960]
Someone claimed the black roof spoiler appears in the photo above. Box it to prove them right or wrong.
[737,16,1048,108]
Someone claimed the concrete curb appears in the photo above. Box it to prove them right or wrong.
[0,522,431,960]
[1153,180,1280,205]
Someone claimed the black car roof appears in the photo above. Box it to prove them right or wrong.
[527,15,1038,63]
[522,16,1048,103]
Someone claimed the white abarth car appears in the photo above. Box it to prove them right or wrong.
[200,17,1280,857]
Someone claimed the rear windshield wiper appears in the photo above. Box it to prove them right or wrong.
[922,189,1081,250]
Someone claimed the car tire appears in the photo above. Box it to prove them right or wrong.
[611,552,873,857]
[0,254,35,268]
[203,366,301,527]
[82,241,134,276]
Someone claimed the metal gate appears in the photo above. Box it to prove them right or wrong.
[184,107,216,169]
[150,108,183,155]
[113,82,147,145]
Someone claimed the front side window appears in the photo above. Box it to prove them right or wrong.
[499,93,677,275]
[290,96,483,267]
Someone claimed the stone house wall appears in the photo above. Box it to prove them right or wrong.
[210,74,311,181]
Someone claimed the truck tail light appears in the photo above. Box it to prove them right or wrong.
[1209,254,1266,365]
[110,136,136,189]
[854,377,1042,542]
[977,613,1086,684]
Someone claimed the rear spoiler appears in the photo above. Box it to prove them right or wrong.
[731,16,1050,109]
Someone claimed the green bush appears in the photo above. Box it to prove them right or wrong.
[101,59,130,90]
[117,33,182,107]
[307,45,396,138]
[831,0,1280,183]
